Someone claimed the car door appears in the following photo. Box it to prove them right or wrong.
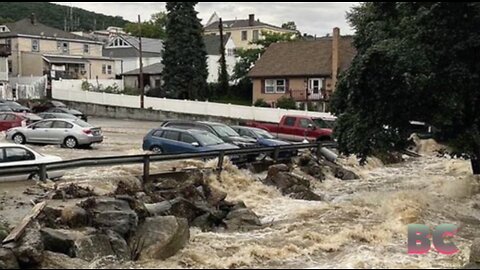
[280,116,298,141]
[160,130,182,153]
[50,120,74,144]
[179,132,200,152]
[0,114,7,131]
[29,120,54,143]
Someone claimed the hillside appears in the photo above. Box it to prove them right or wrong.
[0,2,129,31]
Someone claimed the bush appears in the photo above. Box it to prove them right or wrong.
[276,96,297,109]
[254,98,270,107]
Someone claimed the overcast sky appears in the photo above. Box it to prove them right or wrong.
[53,2,359,36]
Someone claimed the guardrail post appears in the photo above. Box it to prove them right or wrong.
[316,142,322,157]
[273,146,280,162]
[39,164,47,182]
[217,151,225,171]
[143,155,150,182]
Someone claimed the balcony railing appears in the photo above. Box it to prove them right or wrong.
[0,44,11,57]
[289,89,331,101]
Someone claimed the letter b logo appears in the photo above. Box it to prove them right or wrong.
[408,224,459,255]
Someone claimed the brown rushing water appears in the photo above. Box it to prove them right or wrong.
[1,118,479,268]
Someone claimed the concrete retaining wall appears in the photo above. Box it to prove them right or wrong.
[62,100,242,125]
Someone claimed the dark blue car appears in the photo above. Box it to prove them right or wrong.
[231,126,298,158]
[143,127,240,155]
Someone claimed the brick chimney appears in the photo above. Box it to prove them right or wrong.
[30,13,36,25]
[249,14,255,26]
[331,27,340,92]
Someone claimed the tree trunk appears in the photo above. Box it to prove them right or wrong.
[471,157,480,175]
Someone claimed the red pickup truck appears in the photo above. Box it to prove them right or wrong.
[244,115,335,142]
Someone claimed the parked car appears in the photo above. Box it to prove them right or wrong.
[143,127,241,154]
[244,115,334,142]
[0,104,13,112]
[45,107,87,121]
[37,112,79,120]
[6,119,103,148]
[0,100,31,113]
[231,126,298,159]
[0,112,42,132]
[0,143,64,182]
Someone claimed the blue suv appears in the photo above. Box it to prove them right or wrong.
[143,127,240,154]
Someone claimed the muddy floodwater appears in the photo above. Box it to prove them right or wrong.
[1,117,479,268]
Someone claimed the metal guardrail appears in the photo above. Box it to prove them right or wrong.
[0,142,336,181]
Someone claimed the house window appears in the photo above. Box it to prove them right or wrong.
[227,48,235,56]
[265,79,286,93]
[155,79,161,87]
[241,31,247,41]
[253,30,259,41]
[107,65,112,75]
[102,64,106,74]
[83,44,89,54]
[309,78,323,94]
[226,31,231,36]
[57,41,69,53]
[31,39,39,52]
[5,39,11,48]
[8,60,12,73]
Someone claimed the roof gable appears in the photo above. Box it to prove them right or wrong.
[203,34,231,55]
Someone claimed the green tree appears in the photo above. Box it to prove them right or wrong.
[124,12,167,39]
[217,18,229,97]
[162,2,208,100]
[276,96,297,109]
[281,21,297,31]
[331,2,480,174]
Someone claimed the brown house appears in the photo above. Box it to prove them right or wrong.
[248,27,355,111]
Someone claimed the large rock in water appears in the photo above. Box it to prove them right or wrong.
[40,251,89,269]
[130,216,189,261]
[224,207,262,231]
[0,248,19,269]
[83,197,138,236]
[61,205,89,228]
[40,228,75,257]
[74,232,115,261]
[12,221,44,268]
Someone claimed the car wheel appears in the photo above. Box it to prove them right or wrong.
[151,146,163,153]
[64,137,78,149]
[12,133,26,145]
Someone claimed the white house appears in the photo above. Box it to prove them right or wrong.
[204,34,237,83]
[0,44,10,98]
[102,35,163,75]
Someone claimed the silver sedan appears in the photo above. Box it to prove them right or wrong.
[5,118,103,148]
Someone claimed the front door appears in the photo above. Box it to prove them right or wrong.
[308,78,323,100]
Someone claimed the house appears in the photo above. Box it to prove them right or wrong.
[204,34,237,83]
[204,13,297,49]
[248,27,355,111]
[0,15,118,80]
[103,35,163,74]
[72,26,127,44]
[122,62,163,91]
[0,44,10,98]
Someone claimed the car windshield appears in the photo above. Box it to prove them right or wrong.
[52,101,67,107]
[254,129,275,139]
[195,132,225,146]
[73,119,91,128]
[212,125,239,137]
[312,118,335,129]
[5,101,22,107]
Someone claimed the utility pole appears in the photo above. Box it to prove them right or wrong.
[138,15,144,109]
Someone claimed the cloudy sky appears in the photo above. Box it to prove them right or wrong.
[53,2,359,36]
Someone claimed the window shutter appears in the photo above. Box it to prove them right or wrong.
[261,79,265,94]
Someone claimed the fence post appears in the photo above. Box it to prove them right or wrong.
[273,146,280,162]
[217,151,225,171]
[143,155,150,182]
[39,164,47,182]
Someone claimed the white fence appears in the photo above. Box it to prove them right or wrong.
[0,83,12,100]
[52,79,124,92]
[52,89,335,123]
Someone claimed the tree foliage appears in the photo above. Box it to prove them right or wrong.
[124,12,167,39]
[162,2,208,100]
[276,96,297,110]
[0,2,127,31]
[281,21,297,31]
[331,2,480,171]
[217,19,230,97]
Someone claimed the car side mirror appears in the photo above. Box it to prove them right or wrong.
[308,124,316,130]
[191,142,200,147]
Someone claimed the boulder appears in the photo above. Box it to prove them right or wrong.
[130,216,189,261]
[106,230,131,261]
[61,206,89,228]
[12,221,44,268]
[40,228,75,257]
[224,208,262,231]
[0,248,19,269]
[266,164,289,178]
[334,167,359,180]
[74,233,115,261]
[470,238,480,263]
[83,198,138,236]
[40,251,88,269]
[205,186,227,206]
[264,165,322,201]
